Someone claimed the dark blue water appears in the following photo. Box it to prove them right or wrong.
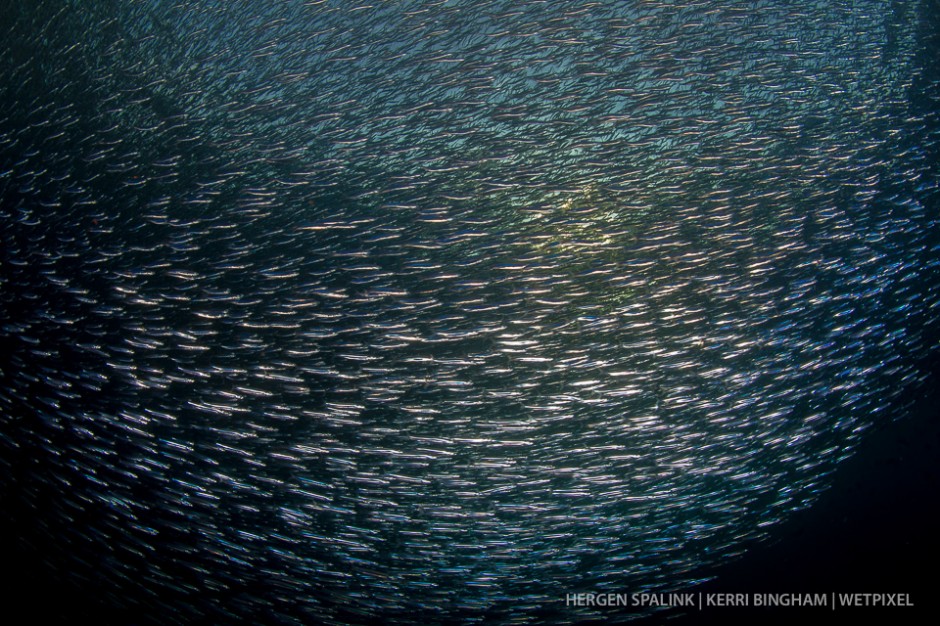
[2,1,938,624]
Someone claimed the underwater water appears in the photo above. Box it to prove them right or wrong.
[1,1,939,623]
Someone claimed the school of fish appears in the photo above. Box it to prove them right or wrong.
[1,1,938,623]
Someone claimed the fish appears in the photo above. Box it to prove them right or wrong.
[0,1,937,624]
